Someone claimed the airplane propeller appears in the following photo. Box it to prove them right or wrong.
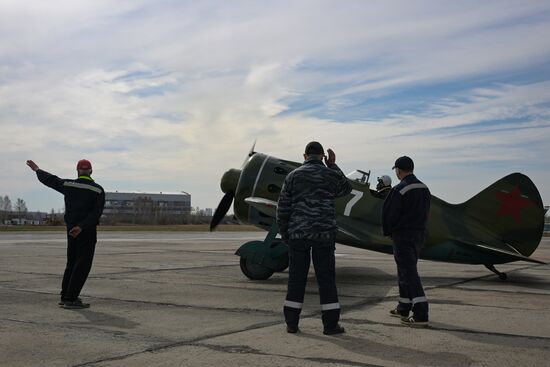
[210,191,234,231]
[210,141,257,231]
[242,139,256,168]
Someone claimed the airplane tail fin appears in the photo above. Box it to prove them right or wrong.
[460,173,544,257]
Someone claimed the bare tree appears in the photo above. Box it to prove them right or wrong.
[1,196,12,224]
[2,195,11,212]
[15,198,28,217]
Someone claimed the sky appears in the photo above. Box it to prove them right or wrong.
[0,0,549,213]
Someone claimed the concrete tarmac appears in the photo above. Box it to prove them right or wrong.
[1,231,549,367]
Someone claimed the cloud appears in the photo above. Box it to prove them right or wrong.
[0,1,549,212]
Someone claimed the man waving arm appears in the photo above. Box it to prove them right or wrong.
[26,160,65,194]
[324,149,352,198]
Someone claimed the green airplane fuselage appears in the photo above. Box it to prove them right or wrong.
[221,152,545,266]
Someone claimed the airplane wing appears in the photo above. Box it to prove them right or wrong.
[245,197,366,242]
[456,239,546,264]
[244,197,278,217]
[244,198,546,265]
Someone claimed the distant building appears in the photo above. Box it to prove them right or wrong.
[190,207,214,217]
[103,191,191,224]
[1,211,47,226]
[6,218,42,225]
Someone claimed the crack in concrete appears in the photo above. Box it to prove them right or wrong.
[72,321,383,367]
[447,286,550,297]
[3,240,548,367]
[0,287,282,316]
[340,318,550,342]
[191,343,384,367]
[427,264,545,287]
[71,319,286,367]
[0,317,171,344]
[0,270,59,277]
[94,263,238,276]
[187,282,379,300]
[429,299,546,312]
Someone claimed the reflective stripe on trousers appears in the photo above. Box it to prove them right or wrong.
[284,239,340,328]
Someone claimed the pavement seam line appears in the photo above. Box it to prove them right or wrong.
[340,318,550,342]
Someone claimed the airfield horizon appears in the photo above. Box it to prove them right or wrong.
[0,224,262,232]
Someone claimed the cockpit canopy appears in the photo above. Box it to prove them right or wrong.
[346,169,371,187]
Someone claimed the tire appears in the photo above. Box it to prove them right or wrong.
[239,257,274,280]
[273,251,289,272]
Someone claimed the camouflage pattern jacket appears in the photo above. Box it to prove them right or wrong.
[276,158,352,240]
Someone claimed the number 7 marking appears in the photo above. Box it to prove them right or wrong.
[344,189,363,216]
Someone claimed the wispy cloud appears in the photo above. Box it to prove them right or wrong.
[0,0,549,211]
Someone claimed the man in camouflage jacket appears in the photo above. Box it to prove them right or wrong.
[277,141,352,335]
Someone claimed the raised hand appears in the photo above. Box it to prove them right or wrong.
[324,149,336,166]
[26,160,39,172]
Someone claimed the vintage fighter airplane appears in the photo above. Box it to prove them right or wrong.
[210,146,546,281]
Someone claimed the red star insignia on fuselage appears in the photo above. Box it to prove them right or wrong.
[495,186,533,224]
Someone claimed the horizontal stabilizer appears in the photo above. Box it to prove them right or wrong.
[457,239,546,264]
[244,197,278,218]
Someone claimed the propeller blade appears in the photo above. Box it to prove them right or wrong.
[241,139,257,168]
[210,191,235,231]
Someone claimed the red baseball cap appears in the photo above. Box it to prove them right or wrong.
[76,159,92,170]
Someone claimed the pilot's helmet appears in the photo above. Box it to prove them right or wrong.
[377,175,392,187]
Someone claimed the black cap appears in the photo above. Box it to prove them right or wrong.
[392,156,414,171]
[305,141,324,155]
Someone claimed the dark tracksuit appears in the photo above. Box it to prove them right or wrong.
[276,158,352,329]
[382,173,431,321]
[374,186,391,199]
[36,170,105,302]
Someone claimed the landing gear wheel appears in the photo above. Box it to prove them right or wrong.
[273,251,289,272]
[485,264,507,281]
[240,257,274,280]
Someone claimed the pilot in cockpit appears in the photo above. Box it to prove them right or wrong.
[374,175,392,199]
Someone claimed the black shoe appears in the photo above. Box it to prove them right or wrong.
[323,324,345,335]
[400,316,429,328]
[62,299,90,309]
[58,297,82,307]
[286,325,299,333]
[390,308,409,318]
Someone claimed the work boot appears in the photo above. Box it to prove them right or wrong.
[62,299,90,309]
[390,308,409,318]
[59,297,83,306]
[400,316,429,328]
[58,296,76,306]
[286,325,299,334]
[323,324,345,335]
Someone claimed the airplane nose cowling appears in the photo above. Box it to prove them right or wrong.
[221,169,241,194]
[211,168,242,231]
